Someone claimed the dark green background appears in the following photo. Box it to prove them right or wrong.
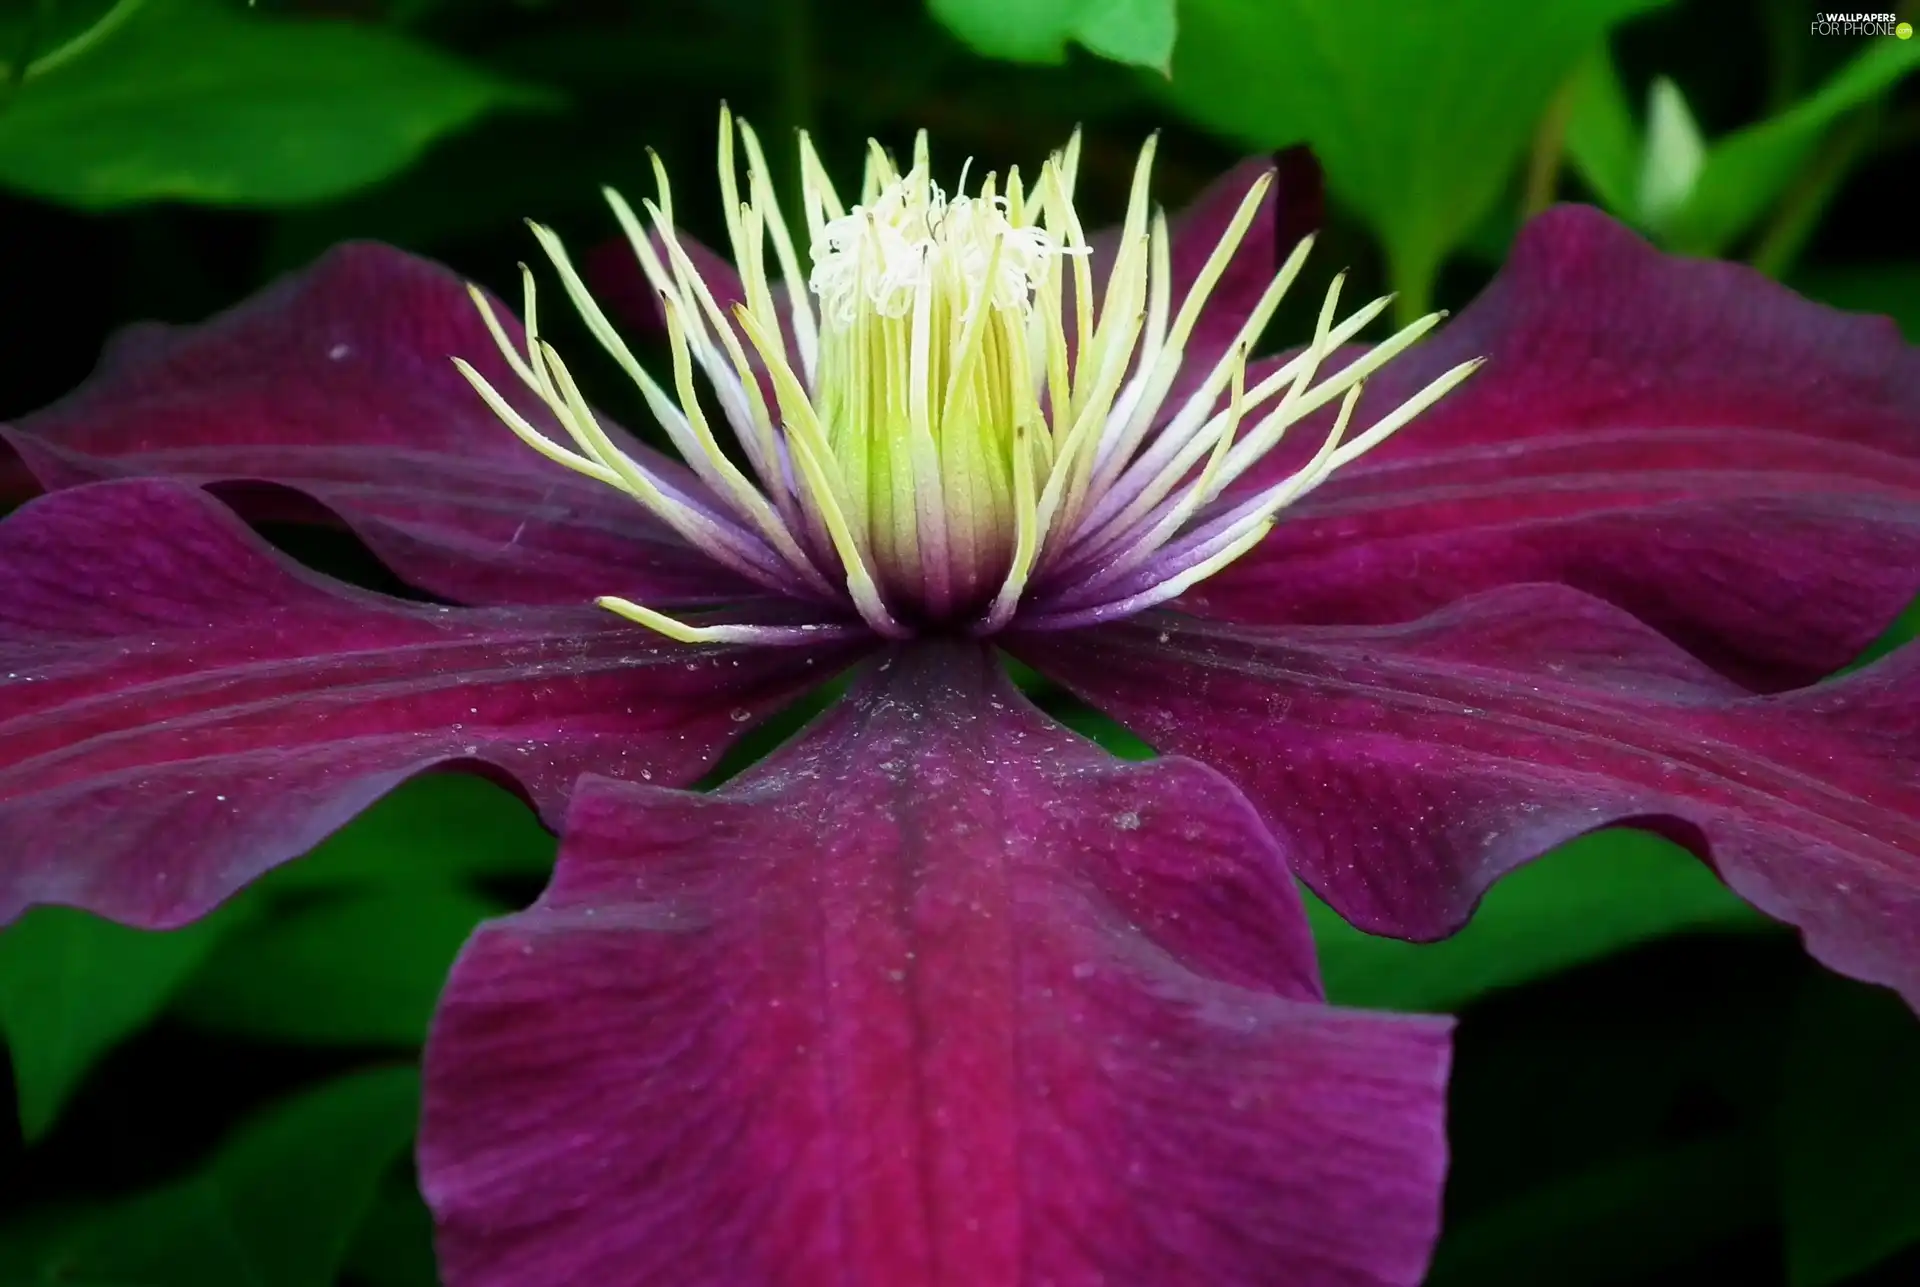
[1,1,1916,1283]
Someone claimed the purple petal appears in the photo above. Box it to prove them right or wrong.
[421,642,1451,1287]
[0,479,852,928]
[2,242,751,608]
[1016,587,1920,1009]
[1189,205,1920,688]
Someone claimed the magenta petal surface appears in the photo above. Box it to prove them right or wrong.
[1,242,750,608]
[1016,588,1920,1008]
[0,479,849,927]
[420,643,1451,1287]
[1190,205,1920,687]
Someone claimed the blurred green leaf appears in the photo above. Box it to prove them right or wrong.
[1797,263,1920,341]
[0,0,138,81]
[166,774,551,1047]
[1635,75,1705,232]
[0,903,248,1141]
[177,885,499,1047]
[0,778,539,1136]
[1311,829,1767,1011]
[930,0,1176,71]
[1167,0,1664,312]
[1563,45,1639,214]
[1430,1128,1772,1286]
[1778,973,1920,1286]
[0,0,551,210]
[0,1066,420,1287]
[269,774,556,893]
[1439,930,1800,1210]
[341,1168,442,1287]
[1662,36,1920,255]
[1576,36,1920,253]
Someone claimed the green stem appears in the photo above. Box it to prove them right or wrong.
[4,0,148,84]
[1748,108,1878,280]
[1521,72,1580,220]
[1388,239,1439,330]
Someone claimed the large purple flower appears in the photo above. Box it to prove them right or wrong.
[2,111,1916,1286]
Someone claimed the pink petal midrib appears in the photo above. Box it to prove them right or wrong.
[0,638,686,789]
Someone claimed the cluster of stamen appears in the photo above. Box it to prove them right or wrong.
[455,108,1481,645]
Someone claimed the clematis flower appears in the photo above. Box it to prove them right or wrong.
[2,105,1917,1287]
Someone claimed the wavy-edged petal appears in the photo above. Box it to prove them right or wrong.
[1,242,749,608]
[1189,206,1920,688]
[1015,587,1920,1009]
[421,642,1451,1287]
[0,479,852,927]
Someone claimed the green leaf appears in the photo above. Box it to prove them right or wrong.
[1635,75,1705,231]
[1166,0,1665,310]
[1041,699,1157,760]
[0,778,540,1135]
[0,0,140,81]
[1797,263,1920,341]
[1310,829,1767,1011]
[1778,973,1920,1286]
[929,0,1177,71]
[0,1066,421,1287]
[177,885,500,1047]
[0,0,551,210]
[268,773,556,893]
[1662,36,1920,254]
[341,1169,443,1287]
[0,903,248,1141]
[1563,45,1640,215]
[1430,1129,1772,1286]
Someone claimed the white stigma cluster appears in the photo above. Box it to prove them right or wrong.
[455,109,1481,646]
[808,174,1070,327]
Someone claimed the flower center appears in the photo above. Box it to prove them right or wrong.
[808,170,1062,325]
[453,110,1481,646]
[804,164,1077,621]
